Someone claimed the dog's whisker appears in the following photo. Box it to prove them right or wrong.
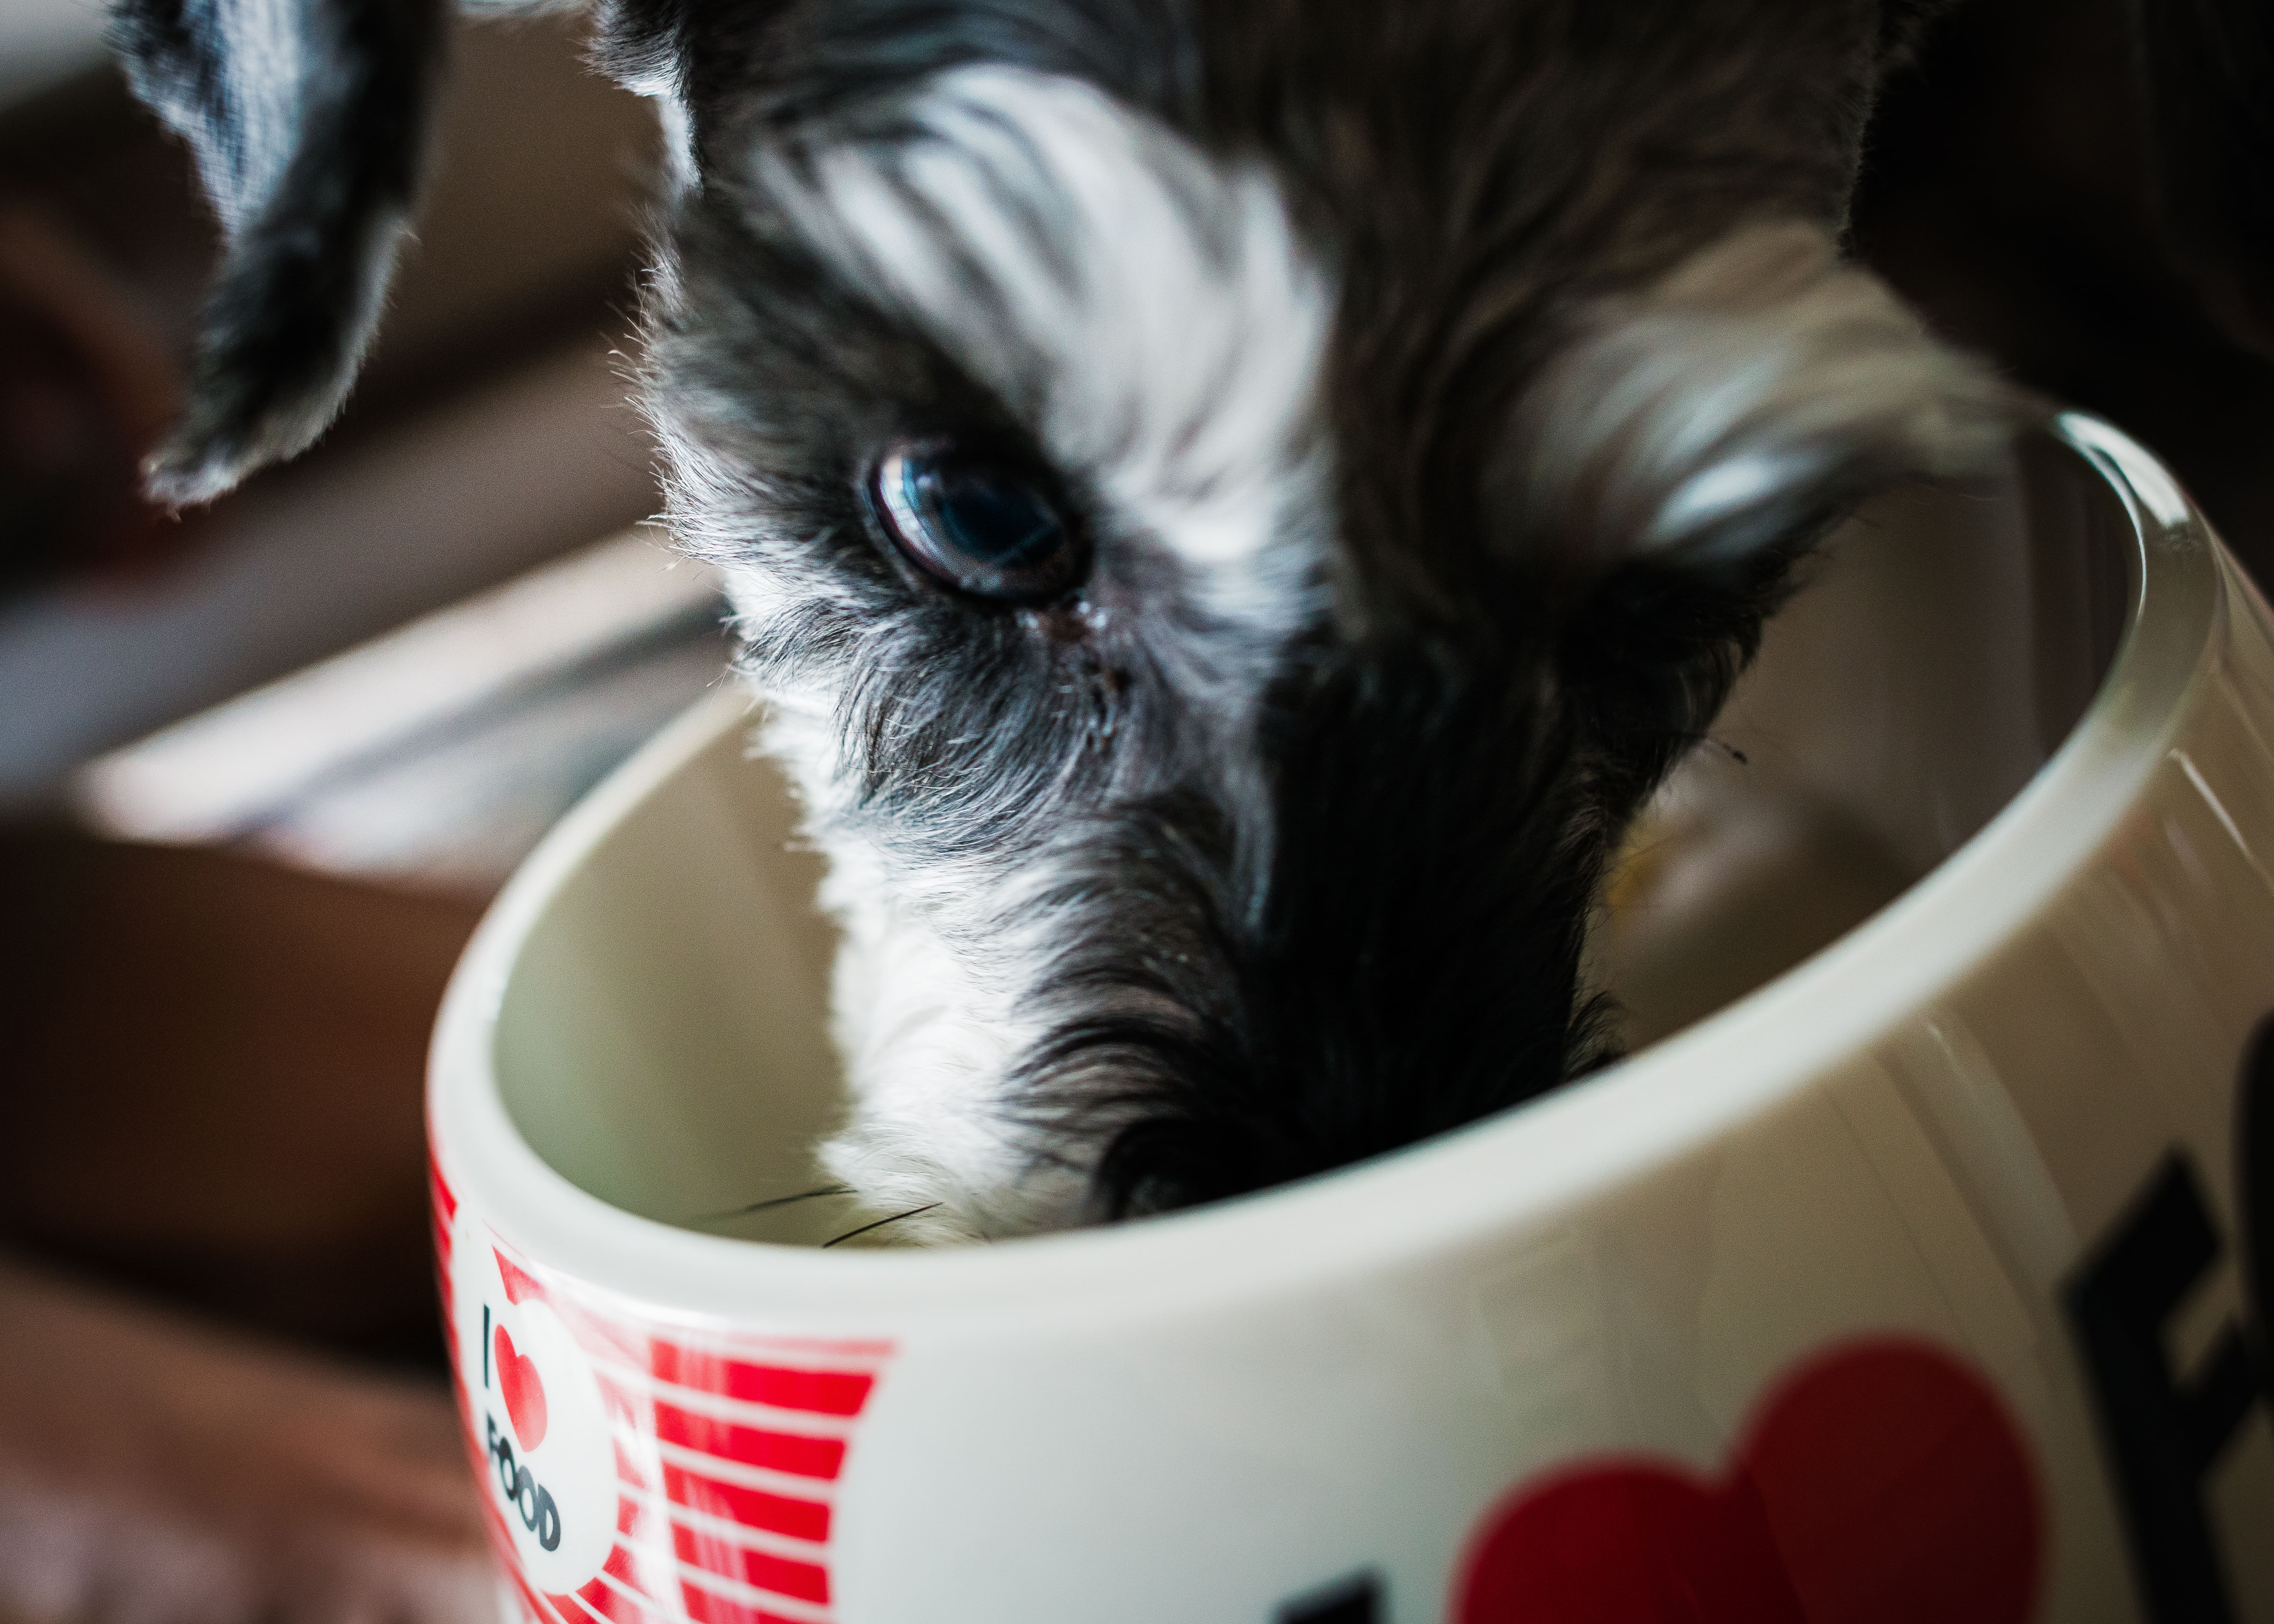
[823,1204,944,1248]
[692,1184,852,1223]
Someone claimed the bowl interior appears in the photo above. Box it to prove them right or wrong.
[490,435,2136,1247]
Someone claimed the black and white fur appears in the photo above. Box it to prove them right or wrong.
[111,0,2268,1242]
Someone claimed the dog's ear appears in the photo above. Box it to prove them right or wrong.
[2123,0,2274,359]
[1498,220,2012,577]
[110,0,448,504]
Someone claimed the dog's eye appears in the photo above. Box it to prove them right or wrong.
[867,443,1083,602]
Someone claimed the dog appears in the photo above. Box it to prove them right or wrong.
[110,0,2269,1248]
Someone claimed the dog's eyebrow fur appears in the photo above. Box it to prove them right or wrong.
[754,63,1335,632]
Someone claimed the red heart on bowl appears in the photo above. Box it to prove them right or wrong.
[494,1324,549,1453]
[1456,1339,2041,1623]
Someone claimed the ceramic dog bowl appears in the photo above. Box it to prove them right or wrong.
[430,412,2274,1624]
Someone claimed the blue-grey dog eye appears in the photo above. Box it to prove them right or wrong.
[868,443,1083,603]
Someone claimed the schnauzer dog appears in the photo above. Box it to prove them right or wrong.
[112,0,2268,1242]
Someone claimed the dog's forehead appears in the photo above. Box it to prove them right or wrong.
[688,0,1892,620]
[720,0,1873,271]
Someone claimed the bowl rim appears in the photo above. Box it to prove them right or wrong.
[429,411,2224,1332]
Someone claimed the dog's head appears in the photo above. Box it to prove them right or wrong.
[120,0,2034,1239]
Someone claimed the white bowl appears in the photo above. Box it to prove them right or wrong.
[431,413,2274,1624]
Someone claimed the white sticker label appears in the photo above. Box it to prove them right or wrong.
[452,1215,618,1595]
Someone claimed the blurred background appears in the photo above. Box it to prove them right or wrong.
[0,8,732,1615]
[0,0,2268,1615]
[0,0,731,1362]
